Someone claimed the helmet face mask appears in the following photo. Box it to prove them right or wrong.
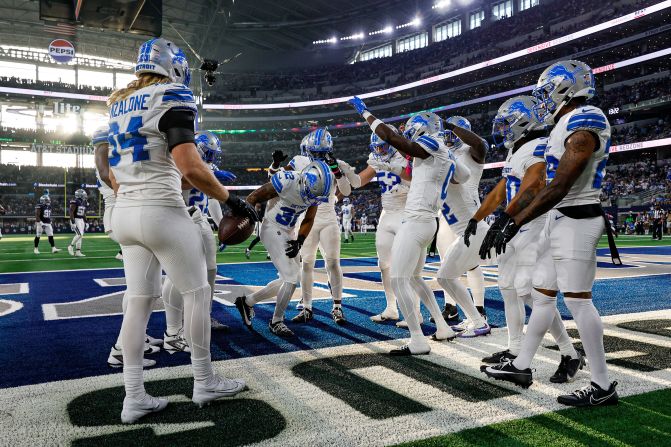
[75,189,87,200]
[39,195,50,205]
[195,131,221,165]
[299,160,333,206]
[403,112,443,142]
[532,60,595,125]
[492,96,540,150]
[369,126,397,162]
[444,116,471,147]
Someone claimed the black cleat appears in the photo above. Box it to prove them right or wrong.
[557,381,619,407]
[476,305,487,321]
[389,344,430,356]
[443,303,462,325]
[332,307,346,325]
[550,350,585,383]
[234,296,254,329]
[482,360,533,388]
[430,332,456,342]
[482,349,517,364]
[291,307,313,323]
[269,321,294,337]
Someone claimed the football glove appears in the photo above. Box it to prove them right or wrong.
[272,150,288,168]
[463,219,478,247]
[218,243,227,252]
[348,96,369,115]
[285,235,305,258]
[213,170,237,182]
[493,219,521,256]
[479,213,511,260]
[324,153,343,179]
[226,196,259,223]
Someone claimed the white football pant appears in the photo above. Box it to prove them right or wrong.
[300,220,342,309]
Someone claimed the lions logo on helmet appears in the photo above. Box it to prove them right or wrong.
[195,131,222,164]
[403,112,443,142]
[444,116,471,147]
[135,38,190,85]
[39,195,50,205]
[532,60,596,125]
[299,160,334,206]
[492,96,542,150]
[301,128,333,160]
[74,189,87,200]
[370,125,398,162]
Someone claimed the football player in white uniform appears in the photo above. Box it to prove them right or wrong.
[482,60,619,407]
[288,129,361,325]
[106,38,257,423]
[357,129,412,324]
[341,197,353,242]
[33,194,60,254]
[436,116,488,325]
[360,213,368,233]
[234,161,334,336]
[68,189,88,257]
[468,96,580,381]
[349,97,469,355]
[93,126,123,261]
[435,117,492,337]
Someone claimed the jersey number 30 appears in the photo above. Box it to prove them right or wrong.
[109,117,149,166]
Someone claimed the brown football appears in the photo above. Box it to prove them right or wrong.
[218,214,254,245]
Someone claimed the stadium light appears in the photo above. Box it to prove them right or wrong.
[396,17,421,29]
[369,26,393,36]
[341,33,365,41]
[432,1,451,9]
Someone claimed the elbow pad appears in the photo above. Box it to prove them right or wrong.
[159,109,196,151]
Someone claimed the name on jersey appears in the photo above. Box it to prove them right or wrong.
[109,93,150,118]
[502,167,512,175]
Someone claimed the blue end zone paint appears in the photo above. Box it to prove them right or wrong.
[597,246,671,256]
[0,256,669,389]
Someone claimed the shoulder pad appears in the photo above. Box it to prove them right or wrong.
[416,135,441,152]
[566,107,608,132]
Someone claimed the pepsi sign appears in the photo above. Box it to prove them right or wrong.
[48,39,75,63]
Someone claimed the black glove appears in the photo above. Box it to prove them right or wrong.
[226,196,259,223]
[444,121,456,131]
[493,219,521,256]
[323,153,343,179]
[479,213,511,260]
[464,218,478,247]
[285,235,305,258]
[272,150,287,168]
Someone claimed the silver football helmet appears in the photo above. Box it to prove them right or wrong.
[39,195,50,205]
[74,189,87,200]
[444,116,471,147]
[195,130,222,164]
[301,128,333,160]
[369,125,398,162]
[492,96,542,150]
[135,38,190,84]
[299,160,334,206]
[403,112,443,142]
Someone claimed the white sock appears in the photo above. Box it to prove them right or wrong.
[549,308,578,358]
[300,260,314,309]
[564,297,610,389]
[115,292,129,347]
[325,258,343,302]
[162,277,184,336]
[501,288,525,355]
[392,277,428,351]
[467,267,485,307]
[513,289,557,370]
[380,267,397,315]
[123,365,145,399]
[182,285,213,381]
[437,277,484,327]
[246,278,283,305]
[411,276,454,339]
[192,354,214,383]
[272,281,296,324]
[120,295,155,398]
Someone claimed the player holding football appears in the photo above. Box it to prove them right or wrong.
[106,38,257,423]
[481,60,619,407]
[349,97,470,355]
[68,189,88,257]
[33,194,60,254]
[234,161,334,336]
[468,96,581,381]
[341,197,353,242]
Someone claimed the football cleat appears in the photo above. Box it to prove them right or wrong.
[234,296,254,329]
[121,394,168,424]
[370,310,399,323]
[269,320,294,337]
[244,248,251,259]
[481,360,533,388]
[430,331,456,342]
[163,331,191,354]
[295,299,304,310]
[550,350,585,383]
[144,344,160,355]
[482,349,517,364]
[75,251,86,257]
[331,307,346,325]
[476,305,488,321]
[145,334,163,347]
[456,322,491,338]
[34,248,40,255]
[210,317,230,331]
[443,303,462,325]
[68,245,74,256]
[389,343,430,356]
[557,381,619,407]
[291,307,313,323]
[107,346,156,368]
[115,252,123,261]
[192,375,247,408]
[52,247,61,253]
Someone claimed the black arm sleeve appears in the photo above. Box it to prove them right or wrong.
[158,109,196,152]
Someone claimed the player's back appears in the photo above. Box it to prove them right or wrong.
[545,105,610,207]
[108,81,196,207]
[266,170,310,229]
[405,134,453,220]
[290,155,339,223]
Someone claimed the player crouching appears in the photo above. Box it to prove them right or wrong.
[233,160,334,337]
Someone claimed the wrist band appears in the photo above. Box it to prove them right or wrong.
[370,119,383,133]
[362,110,372,120]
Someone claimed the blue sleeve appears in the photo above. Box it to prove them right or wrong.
[271,173,284,194]
[566,111,608,132]
[416,135,440,152]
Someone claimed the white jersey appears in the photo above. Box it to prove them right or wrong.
[405,133,456,220]
[502,138,547,205]
[544,105,611,207]
[266,171,312,229]
[96,174,115,207]
[289,155,357,224]
[341,204,353,221]
[442,144,483,234]
[108,82,197,207]
[183,188,209,214]
[369,151,410,212]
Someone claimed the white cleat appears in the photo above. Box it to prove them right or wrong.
[145,334,163,347]
[34,248,40,255]
[371,310,399,323]
[75,251,86,257]
[295,299,304,310]
[192,375,247,408]
[52,247,61,253]
[163,330,191,354]
[121,394,168,424]
[67,245,74,256]
[107,346,156,368]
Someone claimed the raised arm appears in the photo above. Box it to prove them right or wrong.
[447,122,488,164]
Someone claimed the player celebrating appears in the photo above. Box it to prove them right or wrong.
[468,96,581,379]
[234,161,334,336]
[68,189,88,257]
[289,128,361,325]
[349,97,469,355]
[356,129,411,323]
[33,194,60,254]
[481,60,619,406]
[341,197,353,242]
[107,38,256,423]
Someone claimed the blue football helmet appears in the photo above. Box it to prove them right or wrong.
[299,160,334,206]
[301,128,333,160]
[492,96,542,150]
[532,60,596,125]
[444,116,471,147]
[403,112,443,142]
[39,195,50,205]
[195,130,222,164]
[369,125,398,162]
[135,38,190,85]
